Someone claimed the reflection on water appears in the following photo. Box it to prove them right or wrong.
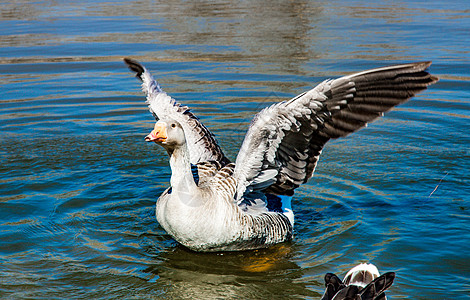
[143,244,316,299]
[1,0,469,299]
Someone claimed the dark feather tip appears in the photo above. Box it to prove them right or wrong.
[123,57,145,80]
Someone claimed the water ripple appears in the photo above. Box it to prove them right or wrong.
[1,1,469,299]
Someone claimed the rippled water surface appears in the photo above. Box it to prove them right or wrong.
[1,1,469,299]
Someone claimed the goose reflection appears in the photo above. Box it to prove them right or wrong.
[142,243,318,299]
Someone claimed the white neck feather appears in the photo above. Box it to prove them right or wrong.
[168,144,198,199]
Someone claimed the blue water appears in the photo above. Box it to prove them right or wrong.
[1,1,469,299]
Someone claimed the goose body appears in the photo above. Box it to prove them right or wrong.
[124,58,437,252]
[144,120,292,251]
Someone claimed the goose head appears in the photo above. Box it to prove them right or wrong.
[145,119,186,153]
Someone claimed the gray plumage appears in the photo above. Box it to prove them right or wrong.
[124,58,437,252]
[234,61,438,200]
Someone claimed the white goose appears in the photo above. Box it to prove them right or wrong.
[124,58,437,252]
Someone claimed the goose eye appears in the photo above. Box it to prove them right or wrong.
[171,123,176,128]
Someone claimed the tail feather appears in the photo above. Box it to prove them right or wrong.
[322,263,395,300]
[360,272,396,300]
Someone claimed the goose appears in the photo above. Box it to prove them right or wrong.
[124,58,437,252]
[321,263,395,300]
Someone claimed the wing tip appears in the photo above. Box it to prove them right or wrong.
[123,57,145,80]
[429,73,439,85]
[417,60,432,68]
[404,61,439,84]
[416,61,439,86]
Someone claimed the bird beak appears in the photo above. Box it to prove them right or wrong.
[145,122,167,143]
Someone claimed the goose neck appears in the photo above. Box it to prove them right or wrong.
[169,145,195,189]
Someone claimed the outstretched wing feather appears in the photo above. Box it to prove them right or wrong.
[234,62,438,200]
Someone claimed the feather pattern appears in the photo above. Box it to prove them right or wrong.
[234,61,438,200]
[124,58,229,165]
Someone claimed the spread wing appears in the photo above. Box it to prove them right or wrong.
[234,62,438,201]
[124,58,230,165]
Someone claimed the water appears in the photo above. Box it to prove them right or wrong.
[1,0,469,299]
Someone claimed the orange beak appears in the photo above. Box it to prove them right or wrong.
[145,122,167,143]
